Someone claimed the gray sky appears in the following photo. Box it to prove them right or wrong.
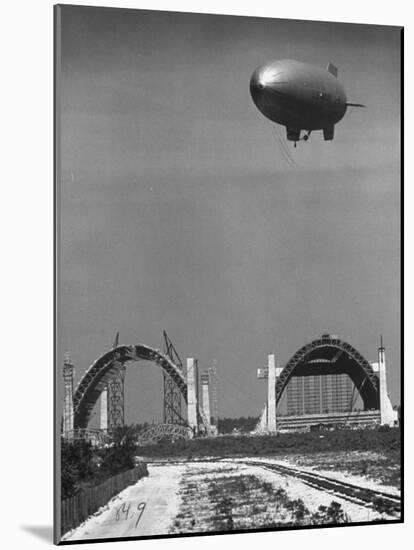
[58,6,401,423]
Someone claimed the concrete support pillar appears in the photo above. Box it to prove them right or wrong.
[187,358,198,434]
[63,352,74,437]
[201,373,211,425]
[378,342,398,426]
[100,387,108,431]
[267,353,277,433]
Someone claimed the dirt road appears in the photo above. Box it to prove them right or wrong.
[62,464,185,541]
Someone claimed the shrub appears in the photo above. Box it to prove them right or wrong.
[378,425,391,433]
[61,438,98,499]
[99,426,137,477]
[311,501,350,524]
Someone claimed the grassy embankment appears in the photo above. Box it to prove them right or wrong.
[139,427,401,489]
[137,427,400,460]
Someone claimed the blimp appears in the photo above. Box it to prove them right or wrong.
[250,59,364,145]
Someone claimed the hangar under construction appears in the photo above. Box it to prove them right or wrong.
[256,334,398,433]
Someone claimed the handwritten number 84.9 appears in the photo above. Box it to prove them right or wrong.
[115,501,146,527]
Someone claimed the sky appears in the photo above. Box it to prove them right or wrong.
[57,5,401,423]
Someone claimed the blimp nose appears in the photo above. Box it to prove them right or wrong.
[250,66,288,106]
[249,69,264,99]
[250,64,291,124]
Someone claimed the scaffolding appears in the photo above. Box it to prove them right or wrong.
[162,330,186,425]
[208,359,219,428]
[107,364,126,431]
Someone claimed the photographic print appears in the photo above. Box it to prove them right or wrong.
[54,4,402,544]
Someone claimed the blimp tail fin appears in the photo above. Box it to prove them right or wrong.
[346,102,366,107]
[327,63,338,77]
[323,126,334,141]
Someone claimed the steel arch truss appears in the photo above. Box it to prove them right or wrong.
[275,336,380,410]
[73,344,193,429]
[136,423,192,446]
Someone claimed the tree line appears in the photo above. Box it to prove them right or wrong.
[217,416,259,434]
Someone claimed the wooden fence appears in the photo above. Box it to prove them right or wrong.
[61,463,148,535]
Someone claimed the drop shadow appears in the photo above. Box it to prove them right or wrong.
[21,525,54,543]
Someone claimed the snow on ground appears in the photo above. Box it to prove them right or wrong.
[241,464,386,523]
[62,464,186,541]
[63,457,398,541]
[171,460,391,529]
[161,460,391,525]
[174,460,247,478]
[232,456,400,497]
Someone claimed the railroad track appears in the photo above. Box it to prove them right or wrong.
[244,460,401,517]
